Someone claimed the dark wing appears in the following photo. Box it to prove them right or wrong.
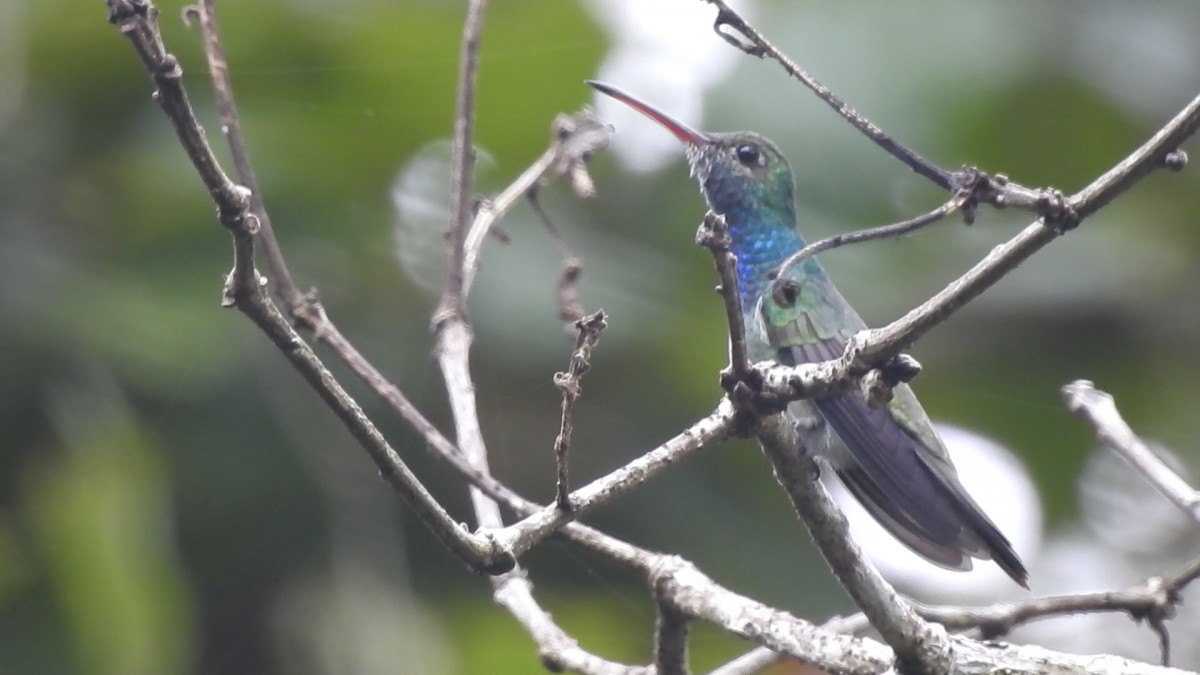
[765,291,1028,586]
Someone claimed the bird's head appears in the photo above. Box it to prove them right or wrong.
[589,81,796,222]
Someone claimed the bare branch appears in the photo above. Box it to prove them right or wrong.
[493,404,737,558]
[554,311,608,509]
[913,556,1197,639]
[423,7,640,673]
[463,111,612,298]
[106,0,513,575]
[772,191,970,283]
[238,290,514,574]
[851,90,1200,373]
[1062,380,1200,525]
[496,573,652,675]
[184,0,473,489]
[753,413,950,675]
[695,0,1181,230]
[106,1,250,245]
[653,585,692,675]
[189,0,303,312]
[439,428,1200,675]
[697,0,953,191]
[307,113,606,513]
[651,554,892,675]
[435,0,488,326]
[695,213,750,381]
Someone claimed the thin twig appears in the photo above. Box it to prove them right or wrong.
[422,396,1200,675]
[186,1,467,474]
[428,6,619,673]
[652,554,893,675]
[189,0,303,313]
[696,0,1092,225]
[530,188,589,325]
[106,1,248,243]
[772,191,969,282]
[428,7,655,675]
[495,573,652,675]
[1062,380,1200,525]
[695,213,751,381]
[236,278,514,574]
[462,111,611,298]
[851,90,1200,372]
[311,113,605,522]
[815,555,1200,670]
[435,0,488,327]
[698,0,952,191]
[554,311,608,509]
[493,405,736,557]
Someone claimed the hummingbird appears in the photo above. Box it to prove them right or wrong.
[589,80,1028,587]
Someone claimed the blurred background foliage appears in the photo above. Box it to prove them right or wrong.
[3,0,1200,673]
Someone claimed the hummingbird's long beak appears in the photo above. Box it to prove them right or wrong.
[587,80,713,146]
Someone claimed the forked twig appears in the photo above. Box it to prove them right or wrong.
[106,0,513,575]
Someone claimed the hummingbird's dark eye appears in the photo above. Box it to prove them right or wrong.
[735,144,761,166]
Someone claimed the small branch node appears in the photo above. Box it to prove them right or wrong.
[156,53,183,79]
[713,9,766,57]
[474,530,518,576]
[244,211,261,236]
[106,0,151,25]
[550,110,611,199]
[1037,188,1080,232]
[948,165,989,224]
[1163,149,1189,172]
[180,4,200,27]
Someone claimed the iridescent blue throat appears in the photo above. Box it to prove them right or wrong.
[725,211,807,314]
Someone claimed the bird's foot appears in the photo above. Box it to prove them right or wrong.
[861,353,922,408]
[720,363,791,428]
